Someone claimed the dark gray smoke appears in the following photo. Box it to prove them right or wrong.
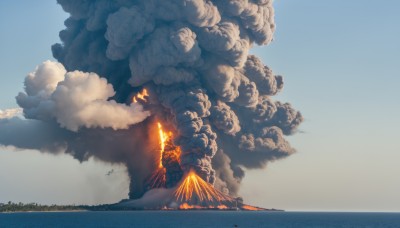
[0,0,303,199]
[0,114,162,199]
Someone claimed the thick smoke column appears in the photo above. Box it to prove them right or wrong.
[0,0,303,199]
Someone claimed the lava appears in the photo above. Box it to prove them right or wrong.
[146,122,168,188]
[142,121,253,211]
[241,205,264,211]
[157,122,168,168]
[174,170,234,207]
[132,88,149,103]
[178,203,230,210]
[147,122,181,189]
[146,122,257,210]
[179,203,201,210]
[147,168,166,189]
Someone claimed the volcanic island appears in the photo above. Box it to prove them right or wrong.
[0,0,301,213]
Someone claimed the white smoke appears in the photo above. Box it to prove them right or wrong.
[16,61,150,132]
[116,188,175,209]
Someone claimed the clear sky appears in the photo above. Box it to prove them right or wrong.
[0,1,399,212]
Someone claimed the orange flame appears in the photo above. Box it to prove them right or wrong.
[157,122,168,168]
[132,89,149,103]
[147,122,181,189]
[178,203,230,210]
[156,122,181,167]
[179,203,194,210]
[241,205,263,211]
[174,170,233,206]
[166,138,181,164]
[217,205,228,209]
[148,168,166,189]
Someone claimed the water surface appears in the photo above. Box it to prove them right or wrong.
[1,211,400,227]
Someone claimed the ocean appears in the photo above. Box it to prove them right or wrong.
[1,211,400,228]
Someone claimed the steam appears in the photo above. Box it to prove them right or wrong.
[0,0,303,200]
[16,61,149,132]
[117,188,174,209]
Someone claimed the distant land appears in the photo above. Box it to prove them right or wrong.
[0,202,284,213]
[0,202,85,213]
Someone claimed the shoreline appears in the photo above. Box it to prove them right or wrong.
[1,210,88,213]
[1,209,283,213]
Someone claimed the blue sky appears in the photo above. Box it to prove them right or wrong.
[0,1,399,211]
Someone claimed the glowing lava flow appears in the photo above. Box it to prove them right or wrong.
[147,168,166,189]
[132,88,149,103]
[174,170,234,208]
[241,205,262,211]
[157,122,168,168]
[147,122,168,188]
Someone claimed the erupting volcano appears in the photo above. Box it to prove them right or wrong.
[174,170,234,208]
[114,119,266,210]
[0,0,303,210]
[146,122,180,189]
[143,121,236,209]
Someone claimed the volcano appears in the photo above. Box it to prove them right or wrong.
[0,0,303,210]
[110,121,268,211]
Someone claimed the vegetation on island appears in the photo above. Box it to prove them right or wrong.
[0,201,123,212]
[1,201,282,212]
[0,202,85,212]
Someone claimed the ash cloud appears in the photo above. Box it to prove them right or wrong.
[0,0,303,200]
[0,116,161,199]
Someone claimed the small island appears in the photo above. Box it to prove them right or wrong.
[0,201,284,213]
[0,202,85,213]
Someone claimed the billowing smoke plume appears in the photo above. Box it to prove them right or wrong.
[0,0,302,199]
[16,61,149,131]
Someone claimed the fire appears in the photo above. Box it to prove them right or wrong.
[157,122,168,168]
[156,122,181,167]
[132,88,149,103]
[147,122,181,189]
[179,203,201,210]
[178,203,229,210]
[146,122,262,210]
[179,203,193,210]
[146,122,168,188]
[147,168,166,189]
[217,205,228,209]
[174,170,233,206]
[241,205,264,211]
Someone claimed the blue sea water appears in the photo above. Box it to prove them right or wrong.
[1,211,400,228]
